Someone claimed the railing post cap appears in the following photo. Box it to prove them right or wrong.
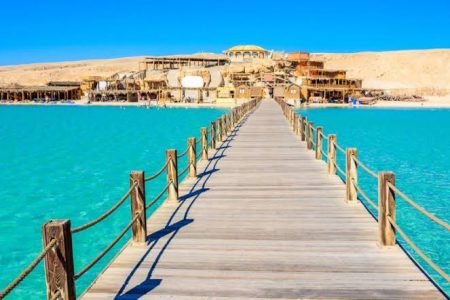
[379,171,395,176]
[44,219,70,226]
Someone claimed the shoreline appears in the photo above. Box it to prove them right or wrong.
[0,100,238,108]
[306,99,450,108]
[1,98,450,108]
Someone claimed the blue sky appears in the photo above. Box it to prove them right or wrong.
[1,0,449,65]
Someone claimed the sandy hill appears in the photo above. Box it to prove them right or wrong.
[0,57,143,86]
[0,50,449,96]
[312,49,450,94]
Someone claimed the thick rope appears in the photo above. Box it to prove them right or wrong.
[335,162,346,178]
[387,182,450,231]
[49,289,62,300]
[320,148,328,160]
[74,214,140,280]
[177,163,192,180]
[387,216,450,282]
[71,182,137,234]
[144,160,169,182]
[146,181,171,209]
[353,156,378,179]
[334,141,346,154]
[177,145,190,158]
[352,178,378,210]
[0,239,57,299]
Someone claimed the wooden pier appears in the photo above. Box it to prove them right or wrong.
[1,99,447,300]
[81,100,444,299]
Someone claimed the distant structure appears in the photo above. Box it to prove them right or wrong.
[0,44,371,104]
[224,45,270,62]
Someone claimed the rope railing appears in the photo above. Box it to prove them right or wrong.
[335,162,346,178]
[144,160,169,182]
[320,147,328,159]
[177,162,192,180]
[74,213,140,280]
[0,99,262,299]
[387,216,450,283]
[49,289,62,300]
[334,141,346,154]
[177,145,190,158]
[0,239,57,299]
[387,182,450,231]
[276,101,450,289]
[71,182,137,234]
[146,181,171,210]
[352,178,378,210]
[352,156,378,179]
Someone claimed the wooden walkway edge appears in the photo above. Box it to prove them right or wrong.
[82,99,444,299]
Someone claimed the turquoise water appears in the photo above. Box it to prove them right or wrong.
[0,105,227,299]
[297,107,449,294]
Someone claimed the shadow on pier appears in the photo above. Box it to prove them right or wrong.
[113,111,253,299]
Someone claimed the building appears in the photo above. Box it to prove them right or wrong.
[225,45,270,62]
[0,83,82,102]
[286,52,310,61]
[80,46,366,104]
[284,84,301,100]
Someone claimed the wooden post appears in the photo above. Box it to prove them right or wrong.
[346,148,358,203]
[289,109,295,129]
[307,122,313,150]
[293,114,298,134]
[210,122,216,149]
[300,116,306,141]
[296,115,301,136]
[201,127,208,160]
[42,220,76,300]
[378,172,396,246]
[222,116,227,137]
[129,171,146,243]
[328,134,337,174]
[166,149,178,201]
[188,137,197,178]
[315,127,323,160]
[216,118,222,143]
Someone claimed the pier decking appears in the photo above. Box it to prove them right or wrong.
[82,100,444,299]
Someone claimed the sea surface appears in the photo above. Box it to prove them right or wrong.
[0,105,227,299]
[297,106,449,294]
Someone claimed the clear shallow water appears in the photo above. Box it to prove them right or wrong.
[0,105,227,299]
[298,107,450,294]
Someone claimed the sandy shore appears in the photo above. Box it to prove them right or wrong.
[0,100,238,108]
[2,96,450,108]
[301,96,450,108]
